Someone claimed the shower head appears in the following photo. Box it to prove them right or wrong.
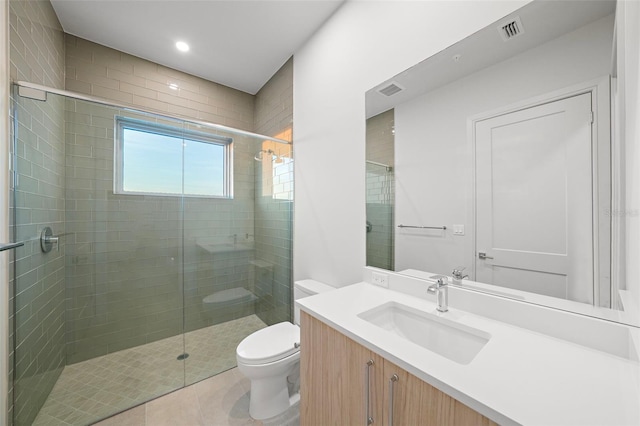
[254,149,277,161]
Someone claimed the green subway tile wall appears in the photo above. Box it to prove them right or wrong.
[65,35,255,133]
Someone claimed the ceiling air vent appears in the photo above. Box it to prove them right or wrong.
[498,16,524,41]
[378,82,404,97]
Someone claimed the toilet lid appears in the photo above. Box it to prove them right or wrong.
[236,322,300,365]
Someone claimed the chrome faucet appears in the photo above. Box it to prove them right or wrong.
[451,267,469,285]
[427,277,448,312]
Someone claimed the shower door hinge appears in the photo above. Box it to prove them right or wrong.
[18,86,47,101]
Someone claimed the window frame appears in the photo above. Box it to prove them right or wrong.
[114,116,233,198]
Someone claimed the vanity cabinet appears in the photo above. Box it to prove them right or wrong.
[300,311,384,425]
[300,312,498,426]
[382,358,498,426]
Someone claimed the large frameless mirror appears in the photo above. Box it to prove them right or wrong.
[365,0,639,328]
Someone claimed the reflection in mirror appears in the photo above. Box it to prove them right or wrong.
[366,109,395,270]
[365,0,640,327]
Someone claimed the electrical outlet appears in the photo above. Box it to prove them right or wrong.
[453,224,465,236]
[372,272,389,288]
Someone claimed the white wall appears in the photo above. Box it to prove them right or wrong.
[394,14,614,276]
[293,0,530,287]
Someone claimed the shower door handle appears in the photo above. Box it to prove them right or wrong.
[0,242,25,252]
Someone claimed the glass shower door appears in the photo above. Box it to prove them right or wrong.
[181,126,267,386]
[10,86,68,426]
[11,89,186,425]
[181,126,294,387]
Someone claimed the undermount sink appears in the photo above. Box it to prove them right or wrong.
[358,302,491,364]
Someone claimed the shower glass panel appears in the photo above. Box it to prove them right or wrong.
[366,162,394,270]
[10,84,293,425]
[182,123,294,386]
[11,86,69,426]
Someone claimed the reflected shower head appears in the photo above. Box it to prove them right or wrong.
[254,149,277,161]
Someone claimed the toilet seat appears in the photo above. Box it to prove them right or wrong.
[236,322,299,365]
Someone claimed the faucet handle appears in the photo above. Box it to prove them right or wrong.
[427,277,447,294]
[452,267,469,280]
[429,275,448,285]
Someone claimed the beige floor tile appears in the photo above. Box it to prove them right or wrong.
[93,367,299,426]
[193,369,241,397]
[201,388,254,426]
[230,369,252,393]
[194,371,255,426]
[93,404,146,426]
[146,386,205,426]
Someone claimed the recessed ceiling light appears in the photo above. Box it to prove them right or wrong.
[176,41,190,52]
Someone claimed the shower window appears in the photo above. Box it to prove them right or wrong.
[115,117,233,197]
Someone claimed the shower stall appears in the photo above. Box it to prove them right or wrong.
[7,82,293,425]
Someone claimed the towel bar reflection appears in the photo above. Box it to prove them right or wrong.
[397,224,447,230]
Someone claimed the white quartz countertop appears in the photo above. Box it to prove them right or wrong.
[297,282,640,426]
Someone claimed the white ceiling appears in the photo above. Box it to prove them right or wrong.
[51,0,345,94]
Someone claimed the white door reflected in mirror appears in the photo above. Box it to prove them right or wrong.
[475,92,601,306]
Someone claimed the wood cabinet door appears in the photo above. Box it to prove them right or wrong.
[383,359,498,426]
[300,312,383,426]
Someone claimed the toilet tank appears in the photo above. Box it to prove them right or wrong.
[293,280,335,325]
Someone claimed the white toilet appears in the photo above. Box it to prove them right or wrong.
[236,279,334,420]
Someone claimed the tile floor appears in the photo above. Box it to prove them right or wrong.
[32,315,267,426]
[92,367,300,426]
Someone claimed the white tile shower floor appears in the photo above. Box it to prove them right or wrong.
[32,315,267,426]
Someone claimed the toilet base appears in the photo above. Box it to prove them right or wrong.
[248,376,298,420]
